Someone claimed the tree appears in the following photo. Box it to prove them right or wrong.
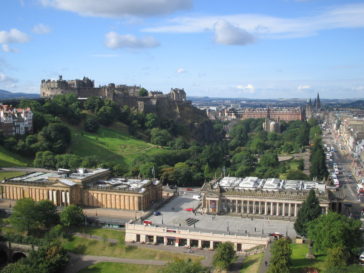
[325,247,349,269]
[294,189,321,237]
[267,238,291,273]
[36,200,59,230]
[286,170,309,180]
[150,128,172,146]
[161,259,208,273]
[213,242,236,270]
[84,117,99,132]
[38,123,71,154]
[145,113,158,129]
[9,199,38,235]
[307,212,362,255]
[96,105,115,126]
[173,162,193,187]
[60,205,85,228]
[259,152,279,168]
[138,88,148,97]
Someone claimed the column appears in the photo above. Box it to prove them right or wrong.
[233,243,238,251]
[62,191,66,205]
[48,190,52,201]
[282,203,285,216]
[253,201,256,214]
[66,192,70,205]
[294,203,298,217]
[235,200,238,213]
[198,240,202,248]
[53,190,57,205]
[247,200,250,214]
[276,203,280,216]
[288,203,291,217]
[325,206,328,214]
[270,202,273,216]
[153,236,157,244]
[164,237,168,246]
[259,202,262,214]
[209,241,214,250]
[264,202,267,215]
[186,238,191,247]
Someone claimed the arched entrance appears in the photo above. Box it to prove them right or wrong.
[12,252,26,262]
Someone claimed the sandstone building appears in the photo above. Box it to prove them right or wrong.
[201,176,341,218]
[0,105,33,136]
[0,169,162,211]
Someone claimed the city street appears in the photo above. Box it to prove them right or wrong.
[322,128,363,218]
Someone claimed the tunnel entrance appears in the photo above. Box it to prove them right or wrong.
[12,252,26,262]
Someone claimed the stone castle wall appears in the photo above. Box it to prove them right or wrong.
[40,76,187,114]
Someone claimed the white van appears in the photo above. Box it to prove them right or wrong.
[193,195,201,200]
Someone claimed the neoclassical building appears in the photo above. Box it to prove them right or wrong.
[201,177,340,218]
[0,169,162,211]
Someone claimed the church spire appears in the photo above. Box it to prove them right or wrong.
[316,93,321,111]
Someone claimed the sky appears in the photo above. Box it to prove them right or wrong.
[1,0,364,99]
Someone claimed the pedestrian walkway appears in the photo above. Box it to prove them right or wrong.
[258,243,271,273]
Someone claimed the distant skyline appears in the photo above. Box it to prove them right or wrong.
[1,0,364,99]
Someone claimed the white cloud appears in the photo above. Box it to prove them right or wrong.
[32,24,51,34]
[176,67,185,73]
[0,73,18,87]
[41,0,192,17]
[105,32,159,49]
[297,85,312,91]
[236,84,255,93]
[2,44,17,53]
[143,3,364,39]
[0,28,29,44]
[214,20,255,45]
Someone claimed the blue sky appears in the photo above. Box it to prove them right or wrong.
[1,0,364,99]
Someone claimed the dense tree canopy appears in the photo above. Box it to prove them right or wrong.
[60,205,85,228]
[307,212,362,255]
[294,189,322,236]
[267,238,291,273]
[213,242,236,270]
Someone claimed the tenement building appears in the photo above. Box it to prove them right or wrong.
[0,169,162,211]
[201,177,339,218]
[0,105,33,136]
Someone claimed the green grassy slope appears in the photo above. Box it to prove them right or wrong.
[69,123,166,166]
[0,146,29,167]
[77,263,162,273]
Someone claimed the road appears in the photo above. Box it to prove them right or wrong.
[322,130,362,218]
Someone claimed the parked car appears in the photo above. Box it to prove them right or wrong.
[153,211,161,216]
[359,251,364,263]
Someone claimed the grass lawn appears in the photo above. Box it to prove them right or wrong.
[77,262,162,273]
[0,146,30,167]
[0,171,26,181]
[290,244,326,273]
[69,125,167,166]
[62,234,201,262]
[240,253,264,273]
[75,227,125,241]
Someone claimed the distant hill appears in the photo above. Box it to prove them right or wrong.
[0,89,40,100]
[340,100,364,108]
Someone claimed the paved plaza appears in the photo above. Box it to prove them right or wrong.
[146,193,297,238]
